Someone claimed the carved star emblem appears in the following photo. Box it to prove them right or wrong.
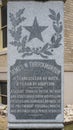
[24,17,48,42]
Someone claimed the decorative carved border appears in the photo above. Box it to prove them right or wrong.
[9,8,63,58]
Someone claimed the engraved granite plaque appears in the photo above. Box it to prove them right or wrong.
[10,60,61,120]
[8,0,64,129]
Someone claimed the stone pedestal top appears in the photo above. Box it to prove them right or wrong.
[8,0,66,3]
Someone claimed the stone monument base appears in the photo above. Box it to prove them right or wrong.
[8,123,64,130]
[9,128,64,130]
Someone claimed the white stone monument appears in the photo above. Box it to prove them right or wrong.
[7,0,65,129]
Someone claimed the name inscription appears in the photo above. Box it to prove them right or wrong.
[10,60,61,120]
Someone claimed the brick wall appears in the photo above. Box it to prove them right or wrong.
[0,54,7,80]
[64,0,73,71]
[0,54,7,67]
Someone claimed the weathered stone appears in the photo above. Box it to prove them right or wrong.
[8,0,64,129]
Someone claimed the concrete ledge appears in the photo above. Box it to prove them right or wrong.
[0,72,7,81]
[0,67,7,73]
[0,67,7,80]
[9,128,64,130]
[0,50,7,56]
[8,123,64,129]
[64,64,73,72]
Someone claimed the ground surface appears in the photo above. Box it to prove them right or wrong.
[0,115,7,130]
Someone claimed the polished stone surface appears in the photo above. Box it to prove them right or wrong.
[8,0,64,129]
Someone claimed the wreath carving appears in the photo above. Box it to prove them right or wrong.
[9,8,63,58]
